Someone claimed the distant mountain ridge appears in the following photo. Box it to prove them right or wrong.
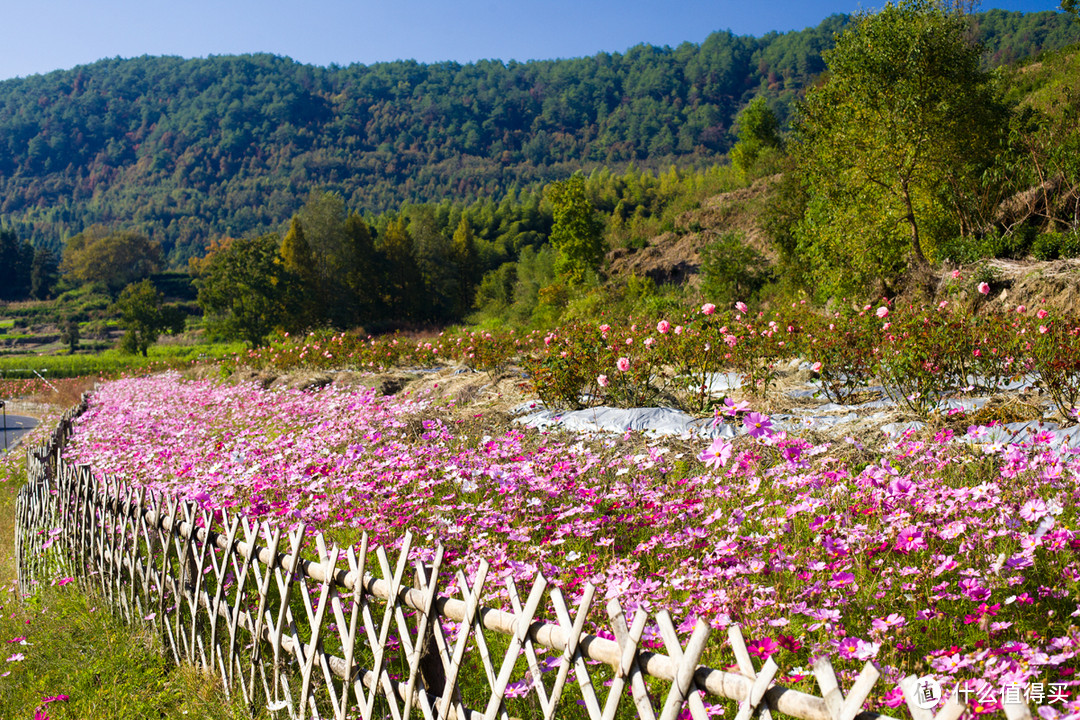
[0,9,1076,265]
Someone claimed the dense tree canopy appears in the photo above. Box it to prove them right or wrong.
[0,229,34,300]
[113,279,185,355]
[0,10,1072,263]
[547,175,605,282]
[193,235,293,346]
[60,226,162,293]
[791,0,1008,298]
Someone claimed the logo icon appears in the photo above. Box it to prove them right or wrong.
[915,676,943,709]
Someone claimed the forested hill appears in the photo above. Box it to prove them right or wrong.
[0,9,1076,265]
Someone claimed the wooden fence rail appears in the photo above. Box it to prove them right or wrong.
[14,397,985,720]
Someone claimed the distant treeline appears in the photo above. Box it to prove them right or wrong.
[0,9,1075,264]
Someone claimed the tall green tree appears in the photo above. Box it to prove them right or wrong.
[113,279,185,356]
[791,0,1007,298]
[343,213,384,325]
[279,217,319,330]
[296,190,353,326]
[410,207,457,323]
[729,97,783,177]
[30,248,60,300]
[546,174,605,282]
[451,216,480,316]
[377,216,422,321]
[0,229,33,300]
[194,234,292,346]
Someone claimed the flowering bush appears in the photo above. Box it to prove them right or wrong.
[232,300,1080,422]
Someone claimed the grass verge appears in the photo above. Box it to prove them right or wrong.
[0,443,263,720]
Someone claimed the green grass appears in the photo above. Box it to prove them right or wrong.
[0,450,262,720]
[0,342,245,379]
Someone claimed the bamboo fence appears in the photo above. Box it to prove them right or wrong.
[13,398,995,720]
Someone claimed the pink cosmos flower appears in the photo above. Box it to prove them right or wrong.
[882,687,906,708]
[876,306,889,318]
[6,653,24,662]
[701,303,716,315]
[871,613,907,632]
[724,397,750,416]
[810,361,823,373]
[828,571,856,589]
[747,636,778,658]
[744,412,772,438]
[616,357,630,372]
[1016,304,1027,313]
[978,281,990,295]
[1037,308,1049,319]
[699,437,732,470]
[894,526,926,554]
[951,269,962,279]
[596,374,609,388]
[837,636,861,659]
[735,301,748,314]
[657,320,670,334]
[963,602,1000,624]
[599,324,611,334]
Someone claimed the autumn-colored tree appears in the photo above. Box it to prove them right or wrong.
[61,226,161,293]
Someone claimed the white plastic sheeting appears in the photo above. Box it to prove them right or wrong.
[515,406,737,439]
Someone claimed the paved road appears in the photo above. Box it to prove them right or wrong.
[0,414,38,453]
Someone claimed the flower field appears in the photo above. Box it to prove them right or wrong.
[60,360,1080,717]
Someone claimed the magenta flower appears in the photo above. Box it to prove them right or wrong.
[963,602,1000,624]
[699,437,732,470]
[894,526,926,554]
[747,636,778,658]
[743,412,772,438]
[735,301,748,314]
[656,320,670,334]
[978,281,990,295]
[828,571,856,589]
[837,636,860,659]
[596,374,609,388]
[616,357,630,372]
[876,306,889,318]
[701,303,716,315]
[724,397,750,416]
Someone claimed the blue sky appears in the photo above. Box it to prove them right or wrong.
[0,0,1068,81]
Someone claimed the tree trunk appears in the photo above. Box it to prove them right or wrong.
[901,184,931,273]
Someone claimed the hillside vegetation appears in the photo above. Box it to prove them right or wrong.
[0,10,1075,264]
